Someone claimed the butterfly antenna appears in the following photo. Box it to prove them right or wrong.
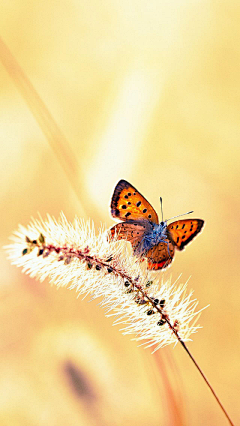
[160,197,164,222]
[166,210,194,222]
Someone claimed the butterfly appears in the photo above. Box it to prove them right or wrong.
[109,179,204,270]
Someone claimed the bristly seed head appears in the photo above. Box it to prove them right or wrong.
[5,213,207,352]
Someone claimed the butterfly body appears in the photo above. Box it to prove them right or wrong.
[132,220,168,255]
[109,180,204,270]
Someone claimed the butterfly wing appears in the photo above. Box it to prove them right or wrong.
[146,241,175,270]
[167,219,204,251]
[109,221,151,253]
[111,180,159,224]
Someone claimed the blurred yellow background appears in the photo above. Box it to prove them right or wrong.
[1,0,240,425]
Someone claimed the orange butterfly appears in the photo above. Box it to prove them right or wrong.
[109,180,204,270]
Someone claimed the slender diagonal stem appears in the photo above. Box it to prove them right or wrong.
[137,289,234,425]
[179,340,234,426]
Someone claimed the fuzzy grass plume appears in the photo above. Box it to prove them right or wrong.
[5,215,235,424]
[6,213,204,351]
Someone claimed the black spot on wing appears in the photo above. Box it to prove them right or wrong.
[178,220,204,250]
[111,180,130,207]
[111,180,142,219]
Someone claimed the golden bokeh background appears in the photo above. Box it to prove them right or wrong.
[1,1,240,425]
